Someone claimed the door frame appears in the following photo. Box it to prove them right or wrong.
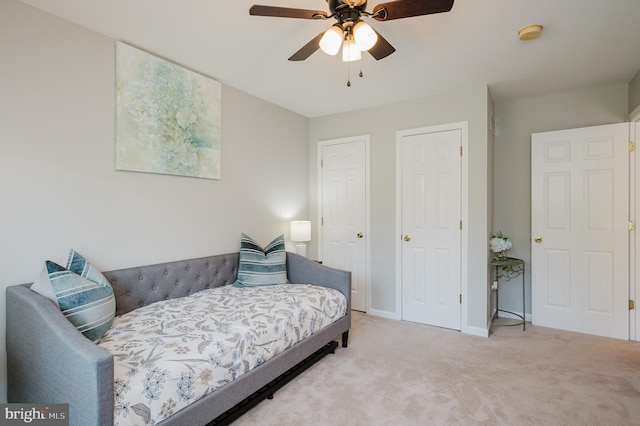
[630,106,640,341]
[317,134,371,312]
[395,122,469,333]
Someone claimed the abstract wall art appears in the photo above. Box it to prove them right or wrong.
[115,42,222,179]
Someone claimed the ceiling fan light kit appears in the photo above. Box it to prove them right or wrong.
[321,21,376,62]
[250,0,455,85]
[319,24,344,55]
[342,37,362,62]
[353,20,378,51]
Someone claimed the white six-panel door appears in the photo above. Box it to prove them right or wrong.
[319,136,369,312]
[399,128,462,330]
[531,123,629,339]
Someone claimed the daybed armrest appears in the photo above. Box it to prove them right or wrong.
[6,284,113,426]
[286,252,352,312]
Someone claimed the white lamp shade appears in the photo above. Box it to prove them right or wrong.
[290,221,311,242]
[319,25,343,56]
[342,38,362,62]
[353,20,378,51]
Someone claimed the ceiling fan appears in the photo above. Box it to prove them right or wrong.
[249,0,455,62]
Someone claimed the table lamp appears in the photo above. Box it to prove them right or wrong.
[290,220,311,257]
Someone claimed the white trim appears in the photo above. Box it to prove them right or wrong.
[497,311,532,322]
[395,138,403,319]
[626,106,638,341]
[395,139,403,320]
[317,135,371,313]
[395,122,470,333]
[631,116,638,341]
[461,123,470,334]
[628,104,640,123]
[466,325,489,338]
[367,308,401,321]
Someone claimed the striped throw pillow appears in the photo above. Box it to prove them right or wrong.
[31,252,116,342]
[66,248,109,287]
[235,233,287,287]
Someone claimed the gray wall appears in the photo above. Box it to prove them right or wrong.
[0,0,309,402]
[309,86,491,334]
[629,69,640,114]
[492,84,629,317]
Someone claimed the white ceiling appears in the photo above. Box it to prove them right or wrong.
[18,0,640,117]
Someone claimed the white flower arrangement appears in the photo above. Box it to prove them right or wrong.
[490,230,512,259]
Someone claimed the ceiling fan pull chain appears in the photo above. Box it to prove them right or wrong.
[347,60,351,87]
[359,58,364,78]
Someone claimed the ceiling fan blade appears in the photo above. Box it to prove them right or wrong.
[372,0,454,21]
[288,32,324,61]
[250,5,328,19]
[368,28,396,60]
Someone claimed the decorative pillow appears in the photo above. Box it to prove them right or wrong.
[66,248,109,287]
[31,251,116,342]
[235,233,287,287]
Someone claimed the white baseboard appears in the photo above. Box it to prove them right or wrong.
[365,308,490,337]
[465,325,489,338]
[366,308,401,321]
[497,310,532,322]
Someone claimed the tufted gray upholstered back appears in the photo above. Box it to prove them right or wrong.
[103,252,239,317]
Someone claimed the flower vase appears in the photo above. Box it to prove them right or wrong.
[490,232,512,262]
[495,251,507,261]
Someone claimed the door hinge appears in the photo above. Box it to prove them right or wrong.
[629,220,635,231]
[630,300,635,310]
[630,141,635,152]
[460,220,462,230]
[321,217,324,226]
[459,294,462,304]
[321,159,323,168]
[460,146,463,156]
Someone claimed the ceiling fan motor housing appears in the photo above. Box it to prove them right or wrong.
[330,0,368,9]
[329,0,368,23]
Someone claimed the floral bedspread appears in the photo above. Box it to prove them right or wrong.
[98,283,347,426]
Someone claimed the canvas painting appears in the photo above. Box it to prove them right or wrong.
[115,42,222,179]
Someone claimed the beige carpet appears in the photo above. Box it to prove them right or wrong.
[233,312,640,426]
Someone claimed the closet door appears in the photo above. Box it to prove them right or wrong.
[531,123,629,339]
[319,136,369,312]
[399,127,462,330]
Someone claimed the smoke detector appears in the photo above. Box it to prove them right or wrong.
[518,24,543,41]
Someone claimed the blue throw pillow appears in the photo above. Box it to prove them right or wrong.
[66,248,109,287]
[31,251,116,342]
[235,233,287,287]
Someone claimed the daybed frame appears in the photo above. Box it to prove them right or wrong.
[6,252,351,426]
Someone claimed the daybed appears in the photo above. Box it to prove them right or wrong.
[6,251,351,426]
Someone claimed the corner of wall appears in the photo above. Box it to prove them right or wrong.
[628,68,640,115]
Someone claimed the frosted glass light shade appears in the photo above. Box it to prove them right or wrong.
[319,25,343,56]
[353,20,378,51]
[290,221,311,242]
[342,38,362,62]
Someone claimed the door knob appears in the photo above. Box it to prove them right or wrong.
[534,236,542,243]
[404,235,411,242]
[357,232,364,238]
